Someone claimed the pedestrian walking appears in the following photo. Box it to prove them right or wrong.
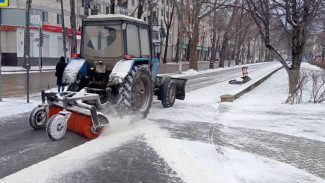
[55,56,67,92]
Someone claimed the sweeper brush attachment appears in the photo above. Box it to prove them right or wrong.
[30,90,109,140]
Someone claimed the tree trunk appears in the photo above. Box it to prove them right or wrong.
[219,38,228,68]
[247,37,251,63]
[258,39,262,62]
[216,32,221,61]
[232,34,237,60]
[70,0,77,55]
[163,30,170,63]
[228,43,231,67]
[241,45,245,64]
[209,5,217,69]
[209,30,217,69]
[137,3,144,19]
[175,37,179,62]
[110,0,115,14]
[235,44,241,65]
[219,0,239,67]
[288,69,299,94]
[189,17,200,70]
[252,37,256,63]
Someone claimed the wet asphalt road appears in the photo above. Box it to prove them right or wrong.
[0,63,276,182]
[1,71,57,97]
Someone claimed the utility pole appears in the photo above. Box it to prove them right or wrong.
[60,0,67,59]
[39,28,42,72]
[25,0,32,103]
[70,0,77,55]
[88,0,92,16]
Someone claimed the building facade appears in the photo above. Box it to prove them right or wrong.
[0,0,212,66]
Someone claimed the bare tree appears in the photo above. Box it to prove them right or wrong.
[163,0,175,63]
[310,71,325,103]
[219,0,240,68]
[184,0,228,70]
[245,0,324,95]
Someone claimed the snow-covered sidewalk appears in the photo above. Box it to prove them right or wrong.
[145,62,325,183]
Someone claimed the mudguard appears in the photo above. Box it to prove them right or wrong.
[62,58,87,84]
[109,58,150,85]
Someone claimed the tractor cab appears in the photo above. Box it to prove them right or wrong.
[81,14,152,71]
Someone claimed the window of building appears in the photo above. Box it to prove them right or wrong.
[152,30,159,40]
[127,24,140,57]
[144,17,146,21]
[132,0,135,6]
[106,6,109,14]
[57,14,62,25]
[161,9,164,17]
[42,11,49,23]
[139,28,150,57]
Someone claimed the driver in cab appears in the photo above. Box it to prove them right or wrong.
[87,27,117,50]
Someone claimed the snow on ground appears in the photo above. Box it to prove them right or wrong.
[0,88,58,118]
[144,63,324,183]
[1,62,324,182]
[167,62,268,78]
[0,96,39,118]
[218,63,325,142]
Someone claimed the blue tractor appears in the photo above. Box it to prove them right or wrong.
[29,14,187,140]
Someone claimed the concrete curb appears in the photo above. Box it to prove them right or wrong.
[220,66,283,102]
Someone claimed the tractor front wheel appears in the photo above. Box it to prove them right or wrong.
[117,65,153,118]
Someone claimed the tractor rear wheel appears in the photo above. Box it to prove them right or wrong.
[161,80,176,108]
[117,65,153,118]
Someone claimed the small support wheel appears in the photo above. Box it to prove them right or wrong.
[161,80,177,108]
[29,107,48,129]
[46,114,68,141]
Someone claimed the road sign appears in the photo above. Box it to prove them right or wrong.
[0,0,9,7]
[30,14,41,26]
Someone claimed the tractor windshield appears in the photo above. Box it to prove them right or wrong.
[82,24,123,58]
